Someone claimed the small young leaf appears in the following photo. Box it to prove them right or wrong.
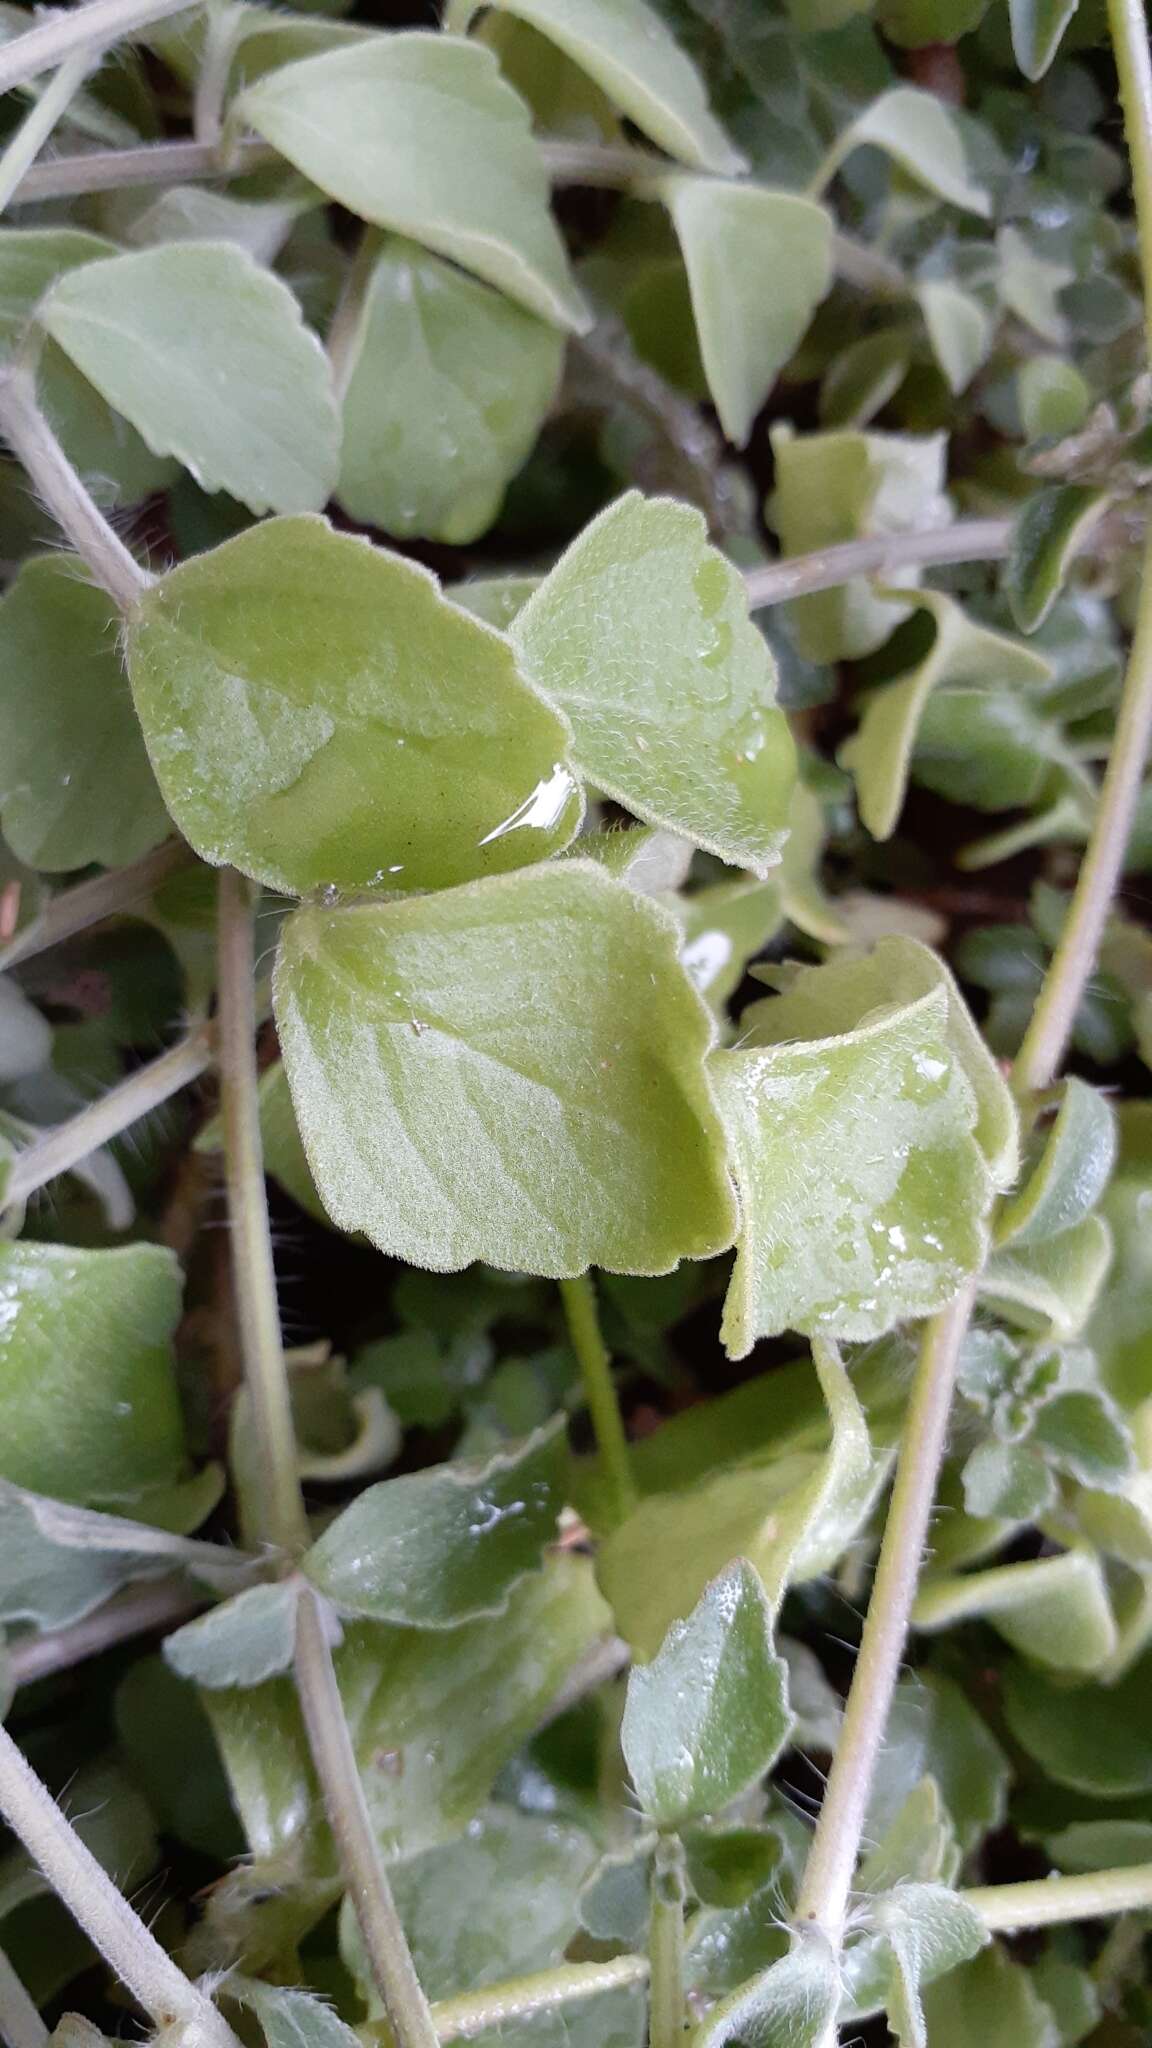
[693,1929,840,2048]
[980,1215,1113,1340]
[917,280,993,395]
[124,514,580,896]
[997,1079,1117,1248]
[1009,0,1081,80]
[165,1582,303,1690]
[815,87,990,216]
[235,36,589,331]
[512,491,795,874]
[857,1780,959,1894]
[658,179,833,446]
[996,225,1073,346]
[961,1440,1055,1520]
[237,1981,359,2048]
[302,1423,565,1625]
[336,236,563,544]
[621,1562,791,1827]
[873,1883,988,2048]
[0,555,169,871]
[1006,485,1111,633]
[1017,354,1091,441]
[40,241,340,516]
[447,0,743,173]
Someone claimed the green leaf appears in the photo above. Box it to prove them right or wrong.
[235,35,589,332]
[657,180,833,446]
[273,862,737,1275]
[913,1548,1117,1673]
[678,879,784,1012]
[124,514,580,897]
[0,1242,185,1508]
[165,1582,302,1689]
[841,589,1051,842]
[997,1079,1117,1248]
[996,226,1073,346]
[872,1883,988,2048]
[1044,1819,1152,1872]
[714,939,1001,1349]
[512,492,795,874]
[621,1561,791,1826]
[302,1423,565,1624]
[40,241,340,517]
[1004,1644,1152,1794]
[866,1672,1009,1856]
[0,228,116,359]
[815,87,990,216]
[0,978,50,1084]
[980,1216,1113,1340]
[0,1480,238,1630]
[1031,1952,1100,2048]
[237,1981,358,2048]
[857,1779,959,1893]
[693,1929,840,2048]
[820,329,914,430]
[1006,486,1111,634]
[1084,1101,1152,1407]
[336,236,562,544]
[921,1945,1061,2048]
[447,0,742,173]
[917,280,993,395]
[0,555,169,871]
[1017,355,1091,442]
[911,689,1071,814]
[767,426,950,662]
[961,1440,1055,1519]
[1009,0,1081,79]
[451,572,541,630]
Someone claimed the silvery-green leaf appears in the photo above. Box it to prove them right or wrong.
[1006,485,1110,634]
[814,87,990,216]
[1017,355,1091,441]
[767,425,950,662]
[820,329,914,429]
[0,228,116,361]
[1004,1642,1152,1794]
[302,1423,565,1625]
[961,1440,1055,1520]
[1083,1101,1152,1408]
[678,878,784,1011]
[692,1929,840,2048]
[980,1216,1113,1341]
[447,0,742,173]
[998,1079,1117,1248]
[40,241,340,516]
[913,1548,1116,1673]
[107,184,305,265]
[867,1672,1008,1856]
[857,1780,959,1894]
[621,1561,791,1826]
[0,1479,253,1631]
[235,36,589,332]
[335,236,563,544]
[0,555,169,871]
[450,573,541,629]
[921,1944,1066,2047]
[124,514,580,897]
[657,179,833,446]
[165,1582,303,1689]
[1009,0,1081,79]
[235,1982,358,2048]
[996,225,1073,345]
[1030,1951,1100,2048]
[917,280,993,395]
[872,1883,988,2048]
[512,492,795,874]
[1043,1819,1152,1872]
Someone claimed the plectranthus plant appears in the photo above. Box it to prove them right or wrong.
[1,0,1152,2042]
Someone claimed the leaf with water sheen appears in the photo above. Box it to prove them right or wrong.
[693,1929,840,2048]
[621,1562,791,1827]
[658,180,832,447]
[165,1582,303,1689]
[0,555,169,871]
[997,1079,1116,1248]
[273,862,737,1276]
[302,1423,565,1624]
[124,515,580,897]
[512,492,795,873]
[815,87,990,216]
[40,241,339,516]
[336,237,562,544]
[235,36,588,332]
[448,0,741,172]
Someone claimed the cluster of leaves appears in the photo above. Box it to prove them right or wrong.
[0,0,1151,2043]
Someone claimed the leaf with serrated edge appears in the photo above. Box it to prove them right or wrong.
[274,862,737,1276]
[513,492,795,874]
[622,1561,791,1826]
[815,87,990,216]
[124,515,581,897]
[658,180,833,446]
[40,241,339,516]
[235,36,589,332]
[998,1079,1116,1248]
[447,0,742,173]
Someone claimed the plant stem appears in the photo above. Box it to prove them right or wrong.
[193,0,244,148]
[963,1865,1152,1931]
[8,1578,201,1690]
[326,227,382,399]
[0,49,95,216]
[0,1947,45,2048]
[743,520,1012,611]
[0,840,192,974]
[423,1957,650,2042]
[12,133,275,202]
[4,1026,211,1209]
[293,1586,441,2048]
[793,1282,978,1950]
[216,869,309,1559]
[0,0,195,97]
[0,1721,236,2048]
[0,369,148,610]
[559,1273,637,1523]
[648,1835,686,2048]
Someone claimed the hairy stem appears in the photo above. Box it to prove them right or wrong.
[0,840,193,974]
[743,520,1012,611]
[0,0,195,96]
[4,1026,211,1209]
[422,1958,650,2042]
[648,1835,686,2048]
[0,1721,236,2048]
[0,369,148,610]
[0,1947,45,2048]
[12,134,275,202]
[293,1587,441,2048]
[0,49,96,215]
[559,1274,637,1523]
[216,869,309,1558]
[963,1864,1152,1931]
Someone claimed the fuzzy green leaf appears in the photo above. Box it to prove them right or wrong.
[235,36,589,331]
[1004,1644,1152,1794]
[40,241,340,516]
[857,1780,959,1894]
[658,180,833,446]
[816,86,990,215]
[867,1672,1009,1856]
[512,492,795,874]
[0,1480,242,1631]
[873,1883,988,2048]
[124,515,580,896]
[980,1215,1113,1340]
[921,1946,1059,2048]
[998,1079,1117,1248]
[917,281,993,395]
[1006,485,1110,634]
[238,1982,359,2048]
[336,236,562,543]
[274,862,736,1276]
[165,1582,302,1690]
[0,555,169,871]
[1017,354,1091,441]
[913,1548,1117,1673]
[621,1562,791,1826]
[693,1930,840,2048]
[0,228,115,360]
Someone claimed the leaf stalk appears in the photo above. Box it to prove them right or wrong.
[559,1273,638,1524]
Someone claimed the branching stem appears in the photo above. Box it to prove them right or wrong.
[559,1274,637,1523]
[0,840,193,974]
[963,1865,1152,1931]
[424,1958,650,2042]
[742,520,1012,610]
[0,0,195,96]
[0,49,96,216]
[0,369,149,610]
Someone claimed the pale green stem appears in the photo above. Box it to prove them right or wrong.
[0,1946,45,2048]
[0,839,192,975]
[649,1835,686,2048]
[326,228,383,400]
[8,1578,200,1690]
[216,868,309,1559]
[0,0,196,96]
[4,1025,211,1209]
[13,134,274,202]
[0,368,148,610]
[963,1865,1152,1931]
[559,1273,637,1523]
[743,519,1012,612]
[192,0,244,147]
[0,1721,236,2048]
[0,49,96,215]
[293,1586,441,2048]
[420,1958,650,2043]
